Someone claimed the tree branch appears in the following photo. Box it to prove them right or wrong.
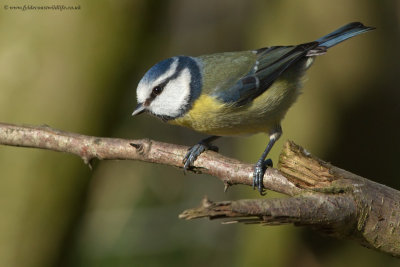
[0,122,298,195]
[180,141,400,258]
[1,122,399,257]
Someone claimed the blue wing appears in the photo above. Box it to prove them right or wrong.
[216,43,318,105]
[214,22,374,106]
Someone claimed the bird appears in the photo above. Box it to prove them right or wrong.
[132,22,374,195]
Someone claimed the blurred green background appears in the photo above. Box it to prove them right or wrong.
[0,0,399,266]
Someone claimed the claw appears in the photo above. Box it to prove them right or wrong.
[183,141,218,172]
[265,158,273,167]
[252,159,272,195]
[251,126,281,195]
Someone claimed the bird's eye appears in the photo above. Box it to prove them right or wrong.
[152,86,163,96]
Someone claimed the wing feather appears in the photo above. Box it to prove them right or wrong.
[211,22,373,106]
[214,42,318,106]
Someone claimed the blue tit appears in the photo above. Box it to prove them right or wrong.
[132,22,374,194]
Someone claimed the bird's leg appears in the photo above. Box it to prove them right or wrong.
[253,126,282,195]
[183,135,220,171]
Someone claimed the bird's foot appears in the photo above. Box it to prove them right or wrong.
[183,142,218,172]
[252,158,273,195]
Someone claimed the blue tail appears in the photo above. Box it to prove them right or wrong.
[316,22,375,48]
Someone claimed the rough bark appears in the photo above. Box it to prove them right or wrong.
[0,122,399,257]
[181,141,400,258]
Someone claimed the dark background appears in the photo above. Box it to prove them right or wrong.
[0,0,399,266]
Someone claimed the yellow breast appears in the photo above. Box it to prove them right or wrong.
[168,77,300,136]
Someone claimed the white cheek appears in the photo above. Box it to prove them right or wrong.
[149,68,192,117]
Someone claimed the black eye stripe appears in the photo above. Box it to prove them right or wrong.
[150,78,169,98]
[144,62,190,107]
[145,80,168,105]
[149,68,183,100]
[151,86,163,98]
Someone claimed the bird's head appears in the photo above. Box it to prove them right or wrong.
[132,56,202,121]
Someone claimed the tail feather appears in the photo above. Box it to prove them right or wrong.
[315,22,375,48]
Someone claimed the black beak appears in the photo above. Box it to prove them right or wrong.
[132,103,146,116]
